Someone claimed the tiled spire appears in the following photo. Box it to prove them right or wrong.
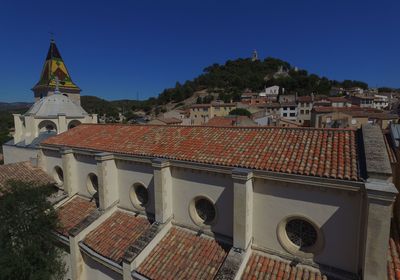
[32,39,80,94]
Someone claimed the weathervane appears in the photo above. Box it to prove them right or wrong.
[49,31,55,42]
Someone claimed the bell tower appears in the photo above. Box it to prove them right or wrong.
[32,39,81,105]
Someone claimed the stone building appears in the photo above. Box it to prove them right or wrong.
[2,40,97,164]
[27,123,397,280]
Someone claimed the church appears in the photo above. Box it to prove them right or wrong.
[2,40,97,164]
[2,41,400,280]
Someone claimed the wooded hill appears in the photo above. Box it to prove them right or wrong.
[81,56,384,116]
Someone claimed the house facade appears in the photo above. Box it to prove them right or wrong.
[189,102,236,125]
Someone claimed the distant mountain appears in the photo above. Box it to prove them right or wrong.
[0,102,32,111]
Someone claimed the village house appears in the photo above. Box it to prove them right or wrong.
[373,94,389,110]
[350,95,374,108]
[189,101,236,125]
[297,96,313,126]
[311,107,399,129]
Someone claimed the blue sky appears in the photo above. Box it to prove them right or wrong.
[0,0,399,102]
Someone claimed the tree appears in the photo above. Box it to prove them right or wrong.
[229,108,252,117]
[0,181,65,280]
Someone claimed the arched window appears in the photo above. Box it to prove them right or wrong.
[68,120,81,130]
[38,120,57,134]
[53,166,64,187]
[87,173,99,195]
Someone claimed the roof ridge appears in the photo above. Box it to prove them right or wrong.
[76,123,356,132]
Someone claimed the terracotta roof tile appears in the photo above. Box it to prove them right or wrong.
[242,253,328,280]
[56,196,97,237]
[388,219,400,280]
[206,116,256,127]
[327,97,350,103]
[297,96,313,103]
[42,124,360,181]
[0,161,54,195]
[136,227,230,280]
[313,106,379,113]
[83,211,151,264]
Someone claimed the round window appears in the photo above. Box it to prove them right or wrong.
[277,216,323,258]
[129,183,149,210]
[189,197,217,227]
[53,166,64,187]
[285,219,317,249]
[87,173,98,195]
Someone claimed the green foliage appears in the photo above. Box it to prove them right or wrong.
[77,56,376,118]
[229,108,252,117]
[196,95,215,104]
[378,87,400,93]
[340,80,368,89]
[154,57,374,103]
[0,181,65,280]
[81,96,119,118]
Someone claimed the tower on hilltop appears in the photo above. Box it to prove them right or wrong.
[252,49,259,61]
[32,39,81,105]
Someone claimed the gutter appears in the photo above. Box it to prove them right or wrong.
[52,231,69,247]
[79,241,122,274]
[131,271,150,280]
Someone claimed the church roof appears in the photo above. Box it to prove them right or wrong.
[56,196,97,237]
[242,253,328,280]
[25,93,88,117]
[83,211,151,264]
[32,40,80,93]
[0,161,54,195]
[42,124,360,181]
[136,227,230,279]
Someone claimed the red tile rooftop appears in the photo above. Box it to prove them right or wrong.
[136,227,230,280]
[242,253,328,280]
[56,196,97,237]
[42,124,360,181]
[312,106,379,113]
[206,116,256,127]
[83,211,151,264]
[0,161,54,195]
[327,96,350,102]
[153,117,182,125]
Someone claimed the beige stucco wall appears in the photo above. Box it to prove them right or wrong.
[61,250,72,280]
[171,167,233,237]
[2,145,38,164]
[42,149,63,175]
[83,255,122,280]
[116,160,155,215]
[252,178,362,273]
[38,149,369,275]
[75,154,98,198]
